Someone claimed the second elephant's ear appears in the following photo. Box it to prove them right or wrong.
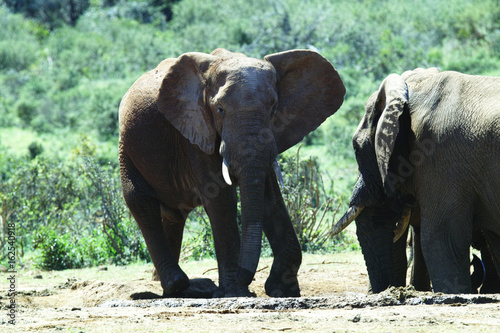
[156,52,217,154]
[372,74,409,195]
[264,50,346,153]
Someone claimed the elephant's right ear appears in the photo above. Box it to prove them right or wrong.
[264,50,345,154]
[156,52,217,154]
[372,74,409,195]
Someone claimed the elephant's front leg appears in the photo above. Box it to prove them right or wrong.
[263,172,302,297]
[202,183,251,297]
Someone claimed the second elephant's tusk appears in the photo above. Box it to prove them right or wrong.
[273,159,285,188]
[222,158,232,186]
[330,205,364,236]
[393,206,411,243]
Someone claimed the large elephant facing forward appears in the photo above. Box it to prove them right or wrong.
[119,48,345,297]
[333,68,500,294]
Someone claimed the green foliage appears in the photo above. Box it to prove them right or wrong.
[81,155,149,265]
[1,0,499,268]
[181,208,216,261]
[27,141,44,159]
[0,7,41,71]
[3,0,499,138]
[0,142,149,269]
[32,226,76,270]
[280,145,356,253]
[3,0,90,28]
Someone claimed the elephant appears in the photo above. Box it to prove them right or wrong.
[118,48,345,297]
[407,208,499,294]
[470,232,500,293]
[332,68,500,293]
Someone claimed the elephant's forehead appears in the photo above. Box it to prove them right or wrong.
[213,60,276,97]
[222,56,270,68]
[217,57,275,78]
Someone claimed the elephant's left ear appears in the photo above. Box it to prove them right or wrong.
[157,52,217,154]
[265,50,346,153]
[372,74,409,195]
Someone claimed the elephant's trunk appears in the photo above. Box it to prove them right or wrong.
[355,205,405,293]
[221,118,278,287]
[237,175,266,286]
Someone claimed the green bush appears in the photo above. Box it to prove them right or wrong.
[33,226,76,270]
[279,145,355,253]
[3,0,90,28]
[181,207,216,261]
[0,142,149,269]
[1,0,500,268]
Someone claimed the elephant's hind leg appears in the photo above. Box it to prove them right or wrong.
[481,230,500,293]
[121,166,189,296]
[151,206,190,282]
[420,205,473,293]
[263,172,302,297]
[161,205,189,263]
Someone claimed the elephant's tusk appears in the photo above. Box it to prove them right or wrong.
[393,206,411,243]
[222,158,232,186]
[330,205,364,236]
[273,159,284,188]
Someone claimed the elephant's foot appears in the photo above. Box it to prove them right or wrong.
[163,278,218,298]
[212,284,254,298]
[265,264,301,297]
[159,267,190,297]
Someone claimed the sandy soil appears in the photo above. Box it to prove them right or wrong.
[2,251,499,332]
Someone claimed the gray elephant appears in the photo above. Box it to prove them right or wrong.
[119,48,345,297]
[333,68,500,293]
[407,208,499,293]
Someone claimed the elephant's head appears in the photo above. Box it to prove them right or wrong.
[331,73,415,292]
[156,48,345,286]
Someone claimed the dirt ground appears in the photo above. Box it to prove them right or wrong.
[2,250,500,332]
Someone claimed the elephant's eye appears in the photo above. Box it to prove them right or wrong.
[217,105,225,115]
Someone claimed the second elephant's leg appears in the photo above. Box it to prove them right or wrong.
[263,172,302,297]
[393,225,409,287]
[420,205,473,293]
[410,226,431,291]
[481,230,500,293]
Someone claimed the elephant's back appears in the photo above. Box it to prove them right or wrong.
[409,72,500,140]
[119,58,176,132]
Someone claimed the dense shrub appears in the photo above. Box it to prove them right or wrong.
[0,143,149,269]
[1,0,499,268]
[3,0,90,28]
[280,145,357,253]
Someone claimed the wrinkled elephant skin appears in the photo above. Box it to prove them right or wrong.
[118,48,345,297]
[339,68,500,294]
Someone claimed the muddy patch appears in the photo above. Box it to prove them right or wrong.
[99,286,500,310]
[6,252,500,332]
